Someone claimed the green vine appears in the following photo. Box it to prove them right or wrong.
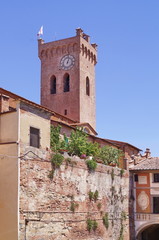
[88,191,94,201]
[88,190,99,201]
[70,202,79,213]
[94,190,99,202]
[103,213,109,229]
[120,169,125,177]
[86,219,98,232]
[48,153,64,179]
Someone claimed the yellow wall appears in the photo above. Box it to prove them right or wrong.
[0,111,18,142]
[20,109,50,149]
[0,144,18,240]
[0,110,19,240]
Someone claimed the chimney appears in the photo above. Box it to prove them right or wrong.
[145,148,151,158]
[0,94,10,113]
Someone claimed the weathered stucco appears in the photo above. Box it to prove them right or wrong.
[0,110,19,240]
[20,153,129,240]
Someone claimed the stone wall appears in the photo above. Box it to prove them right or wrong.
[19,153,129,240]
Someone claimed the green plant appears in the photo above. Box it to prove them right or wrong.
[86,141,100,158]
[50,125,62,152]
[60,133,69,150]
[70,202,79,212]
[51,153,64,169]
[86,219,98,232]
[94,190,99,202]
[98,146,123,165]
[120,169,125,177]
[103,213,109,229]
[68,128,88,156]
[97,202,102,210]
[92,220,98,231]
[87,218,93,232]
[88,191,94,201]
[86,159,97,172]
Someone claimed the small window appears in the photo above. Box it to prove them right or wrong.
[154,174,159,182]
[83,127,90,134]
[50,75,56,94]
[153,197,159,213]
[134,174,138,182]
[64,109,67,115]
[64,74,70,92]
[30,127,40,148]
[86,77,90,96]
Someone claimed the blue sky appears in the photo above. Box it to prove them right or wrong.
[1,1,159,156]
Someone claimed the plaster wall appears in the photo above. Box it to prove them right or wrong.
[0,111,18,142]
[0,143,18,240]
[20,108,50,150]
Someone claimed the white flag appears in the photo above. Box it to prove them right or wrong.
[37,26,43,36]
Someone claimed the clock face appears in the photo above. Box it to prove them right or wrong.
[60,55,75,70]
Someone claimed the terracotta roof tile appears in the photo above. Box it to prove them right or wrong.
[131,157,159,171]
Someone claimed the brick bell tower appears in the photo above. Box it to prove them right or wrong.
[38,28,97,129]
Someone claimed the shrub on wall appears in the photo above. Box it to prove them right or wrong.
[68,128,87,156]
[50,125,124,168]
[70,202,79,213]
[86,159,97,172]
[86,219,98,232]
[51,153,64,169]
[98,146,123,166]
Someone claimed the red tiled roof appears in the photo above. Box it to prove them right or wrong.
[130,157,159,171]
[104,138,142,151]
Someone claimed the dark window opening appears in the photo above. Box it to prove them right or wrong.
[50,76,56,94]
[86,77,90,96]
[83,127,90,134]
[30,127,40,148]
[64,74,70,92]
[154,174,159,183]
[153,197,159,213]
[64,109,67,115]
[134,174,138,182]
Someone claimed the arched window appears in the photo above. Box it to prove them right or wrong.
[63,73,70,92]
[86,77,90,96]
[50,75,56,94]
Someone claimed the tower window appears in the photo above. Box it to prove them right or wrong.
[30,127,40,148]
[86,77,90,96]
[64,109,67,115]
[64,73,70,92]
[50,75,56,94]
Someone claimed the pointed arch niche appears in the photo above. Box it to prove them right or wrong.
[63,73,70,92]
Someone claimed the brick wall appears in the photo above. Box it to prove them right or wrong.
[19,153,129,240]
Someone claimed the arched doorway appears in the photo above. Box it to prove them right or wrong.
[137,224,159,240]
